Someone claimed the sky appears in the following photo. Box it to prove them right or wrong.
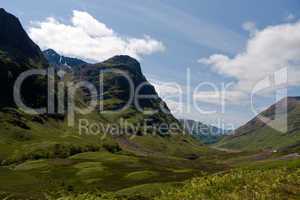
[2,0,300,129]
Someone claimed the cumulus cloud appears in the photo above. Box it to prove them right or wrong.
[164,99,185,114]
[28,10,165,62]
[285,13,296,22]
[150,79,183,97]
[149,79,185,114]
[199,21,300,103]
[242,21,257,36]
[193,91,246,105]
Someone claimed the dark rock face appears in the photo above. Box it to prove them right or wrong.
[0,8,47,66]
[75,55,170,113]
[67,55,180,135]
[0,8,48,107]
[103,55,143,75]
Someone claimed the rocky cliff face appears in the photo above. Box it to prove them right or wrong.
[70,55,179,136]
[0,8,48,107]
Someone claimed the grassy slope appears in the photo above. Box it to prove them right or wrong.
[157,167,300,200]
[1,108,300,200]
[0,108,227,199]
[0,147,225,199]
[48,157,300,200]
[215,99,300,151]
[216,127,300,151]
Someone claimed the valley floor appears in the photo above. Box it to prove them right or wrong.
[0,146,299,200]
[0,109,299,200]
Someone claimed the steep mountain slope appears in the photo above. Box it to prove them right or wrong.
[216,97,300,151]
[75,55,178,132]
[43,49,178,132]
[180,119,227,144]
[0,8,48,107]
[0,8,47,65]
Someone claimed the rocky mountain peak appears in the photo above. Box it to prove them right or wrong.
[103,55,142,75]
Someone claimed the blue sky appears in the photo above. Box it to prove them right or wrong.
[2,0,300,129]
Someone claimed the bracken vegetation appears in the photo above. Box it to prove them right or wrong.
[156,168,300,200]
[49,168,300,200]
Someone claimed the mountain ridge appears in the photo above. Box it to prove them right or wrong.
[180,119,227,144]
[43,49,87,69]
[0,8,47,66]
[216,96,300,151]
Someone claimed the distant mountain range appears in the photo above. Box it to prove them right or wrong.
[180,119,228,144]
[216,97,300,151]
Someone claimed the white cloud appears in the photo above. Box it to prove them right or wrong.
[199,21,300,103]
[150,79,183,97]
[149,79,248,127]
[149,79,185,114]
[28,10,165,62]
[285,13,296,22]
[164,99,185,115]
[242,21,257,36]
[193,91,246,105]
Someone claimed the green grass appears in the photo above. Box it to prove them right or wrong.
[48,158,300,200]
[74,162,106,179]
[124,170,159,181]
[70,152,139,164]
[1,145,300,200]
[156,168,300,200]
[238,157,300,170]
[115,182,180,199]
[0,150,217,199]
[13,160,49,171]
[1,108,300,200]
[216,127,300,151]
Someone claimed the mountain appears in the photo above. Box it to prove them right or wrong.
[43,49,86,70]
[180,119,227,144]
[0,8,48,107]
[0,8,205,165]
[43,49,177,130]
[216,97,300,151]
[43,49,181,137]
[73,55,178,130]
